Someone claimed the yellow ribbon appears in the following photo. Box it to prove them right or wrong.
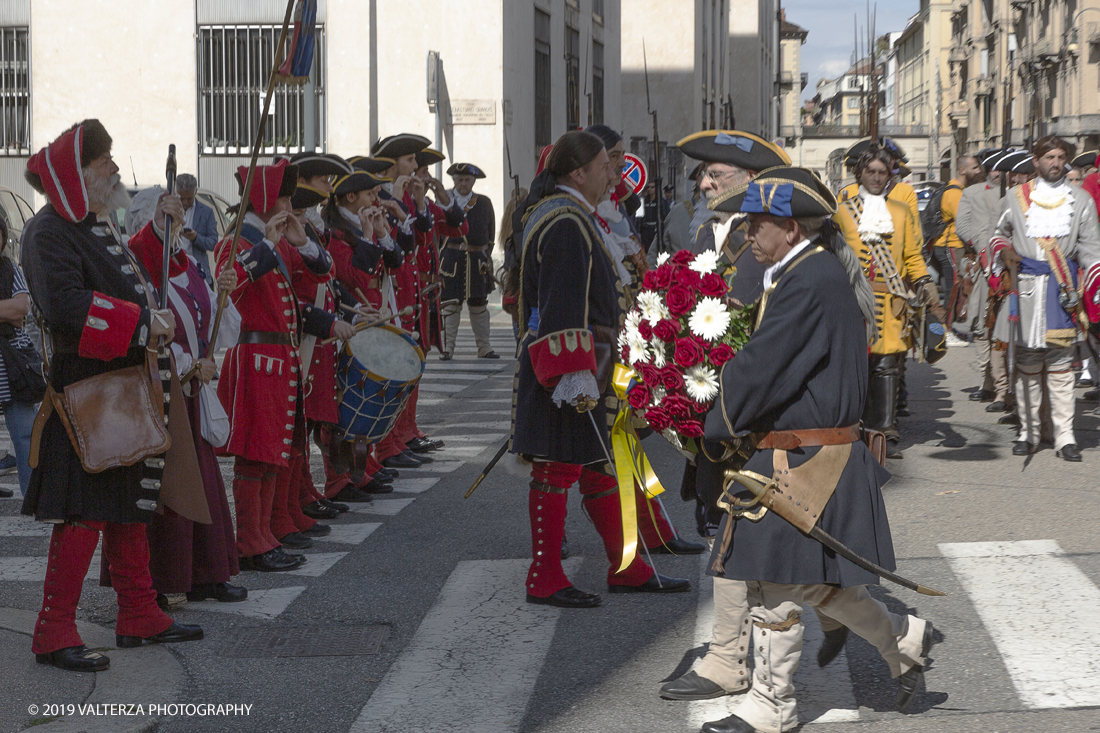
[610,363,667,573]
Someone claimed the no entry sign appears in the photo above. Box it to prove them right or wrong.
[622,153,648,195]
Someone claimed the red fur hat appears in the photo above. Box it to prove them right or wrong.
[235,159,299,214]
[25,119,113,223]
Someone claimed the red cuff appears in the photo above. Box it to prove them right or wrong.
[79,292,143,360]
[528,328,597,388]
[1084,264,1100,323]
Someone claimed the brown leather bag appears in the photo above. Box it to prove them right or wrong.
[37,349,170,473]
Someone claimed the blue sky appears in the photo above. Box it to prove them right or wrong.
[783,0,921,102]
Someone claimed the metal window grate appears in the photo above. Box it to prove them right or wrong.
[0,27,29,155]
[535,10,552,149]
[197,24,326,156]
[566,25,580,130]
[592,41,604,125]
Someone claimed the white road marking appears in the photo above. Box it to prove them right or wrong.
[0,516,52,537]
[345,498,417,516]
[941,539,1100,709]
[322,523,381,545]
[687,556,859,726]
[285,552,349,577]
[0,556,46,581]
[417,383,471,393]
[402,460,463,473]
[189,586,307,620]
[424,422,510,430]
[349,558,580,733]
[426,433,508,442]
[387,477,440,494]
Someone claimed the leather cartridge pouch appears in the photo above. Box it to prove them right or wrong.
[765,444,851,534]
[591,325,617,394]
[36,349,170,473]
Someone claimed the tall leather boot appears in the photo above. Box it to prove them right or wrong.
[102,522,174,640]
[441,301,461,358]
[864,353,901,440]
[33,523,101,655]
[469,303,497,357]
[896,356,909,417]
[578,469,654,587]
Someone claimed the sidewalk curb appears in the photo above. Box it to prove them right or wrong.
[0,607,183,732]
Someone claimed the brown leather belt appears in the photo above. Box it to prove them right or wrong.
[445,242,488,253]
[238,331,296,347]
[754,424,861,450]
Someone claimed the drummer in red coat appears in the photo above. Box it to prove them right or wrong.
[216,160,332,572]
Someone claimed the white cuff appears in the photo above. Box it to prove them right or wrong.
[378,234,398,251]
[297,239,321,259]
[551,370,600,408]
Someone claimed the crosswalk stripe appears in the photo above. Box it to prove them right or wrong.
[323,522,381,545]
[427,433,508,442]
[417,383,472,393]
[388,478,439,494]
[286,552,349,577]
[349,558,580,733]
[345,498,416,516]
[941,539,1100,709]
[687,557,860,726]
[189,586,307,620]
[0,516,52,537]
[402,460,463,473]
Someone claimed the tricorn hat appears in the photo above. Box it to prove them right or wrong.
[447,162,486,179]
[371,133,431,160]
[291,182,329,210]
[993,150,1031,172]
[291,152,353,179]
[708,166,837,217]
[677,130,790,171]
[1072,150,1099,169]
[235,160,298,214]
[415,148,446,169]
[843,137,909,167]
[348,155,394,175]
[332,170,386,198]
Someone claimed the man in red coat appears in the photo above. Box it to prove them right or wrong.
[216,160,333,571]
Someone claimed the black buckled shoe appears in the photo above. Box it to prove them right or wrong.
[302,500,339,520]
[0,486,12,498]
[36,645,109,672]
[608,574,690,594]
[302,522,331,537]
[402,449,432,464]
[360,477,394,494]
[701,713,755,733]
[886,439,904,460]
[1057,444,1083,462]
[440,352,453,361]
[186,582,248,603]
[897,622,935,712]
[278,532,313,550]
[817,626,849,667]
[648,536,707,555]
[240,548,305,572]
[373,471,395,484]
[333,485,373,503]
[479,351,500,359]
[382,452,422,469]
[659,670,738,701]
[526,585,601,608]
[321,497,349,513]
[1000,413,1020,426]
[1012,440,1032,456]
[968,389,995,402]
[117,622,204,649]
[378,467,399,479]
[407,437,442,453]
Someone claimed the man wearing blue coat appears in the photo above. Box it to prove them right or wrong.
[177,173,219,285]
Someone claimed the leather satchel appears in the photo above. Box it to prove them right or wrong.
[45,349,170,473]
[591,324,617,395]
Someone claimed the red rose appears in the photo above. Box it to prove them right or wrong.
[642,270,660,290]
[652,318,679,342]
[699,272,728,298]
[709,343,736,366]
[676,268,702,289]
[676,419,706,438]
[660,366,685,391]
[671,250,694,266]
[674,337,704,368]
[620,344,630,362]
[666,285,696,316]
[627,384,651,409]
[663,393,693,418]
[634,362,659,386]
[652,263,675,289]
[638,319,653,340]
[645,406,673,431]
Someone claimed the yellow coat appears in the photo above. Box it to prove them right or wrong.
[834,195,930,354]
[839,181,920,227]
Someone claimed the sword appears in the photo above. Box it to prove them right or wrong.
[723,469,945,597]
[464,440,509,499]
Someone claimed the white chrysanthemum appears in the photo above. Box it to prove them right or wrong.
[624,309,642,331]
[650,339,667,368]
[656,252,671,266]
[684,364,720,403]
[689,249,721,274]
[688,297,731,342]
[627,329,650,365]
[637,290,667,324]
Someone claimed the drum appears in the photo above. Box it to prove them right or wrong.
[338,324,426,443]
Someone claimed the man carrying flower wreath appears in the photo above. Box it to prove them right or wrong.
[511,131,690,609]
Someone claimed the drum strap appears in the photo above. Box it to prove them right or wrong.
[298,284,328,384]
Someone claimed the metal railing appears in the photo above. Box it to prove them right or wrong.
[0,27,29,156]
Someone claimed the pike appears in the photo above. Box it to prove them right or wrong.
[722,469,946,597]
[642,39,664,250]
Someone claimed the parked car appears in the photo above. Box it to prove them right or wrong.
[112,186,233,239]
[0,185,37,263]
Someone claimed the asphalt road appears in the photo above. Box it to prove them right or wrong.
[1,311,1099,733]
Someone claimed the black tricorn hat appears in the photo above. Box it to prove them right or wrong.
[708,166,837,217]
[1012,155,1036,175]
[843,137,909,167]
[447,162,486,179]
[981,147,1015,169]
[291,182,328,210]
[332,170,386,198]
[348,155,395,175]
[371,133,431,160]
[291,152,353,179]
[677,130,790,171]
[993,150,1031,172]
[1072,150,1099,169]
[416,148,446,169]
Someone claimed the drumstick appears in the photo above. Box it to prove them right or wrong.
[320,306,414,345]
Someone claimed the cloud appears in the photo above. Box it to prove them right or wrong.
[820,59,851,78]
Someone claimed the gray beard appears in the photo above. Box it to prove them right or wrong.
[85,172,131,214]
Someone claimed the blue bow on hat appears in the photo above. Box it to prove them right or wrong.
[742,182,794,217]
[714,133,754,153]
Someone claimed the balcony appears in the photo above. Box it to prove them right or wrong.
[949,45,968,63]
[799,124,930,139]
[948,99,970,120]
[951,0,968,15]
[801,72,809,91]
[779,71,795,87]
[972,75,995,96]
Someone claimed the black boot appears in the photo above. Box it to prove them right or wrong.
[864,353,901,437]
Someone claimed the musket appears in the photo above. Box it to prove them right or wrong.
[501,100,520,200]
[643,39,665,251]
[161,145,177,312]
[205,0,297,360]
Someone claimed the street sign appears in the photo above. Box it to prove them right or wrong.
[426,51,439,109]
[622,153,648,195]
